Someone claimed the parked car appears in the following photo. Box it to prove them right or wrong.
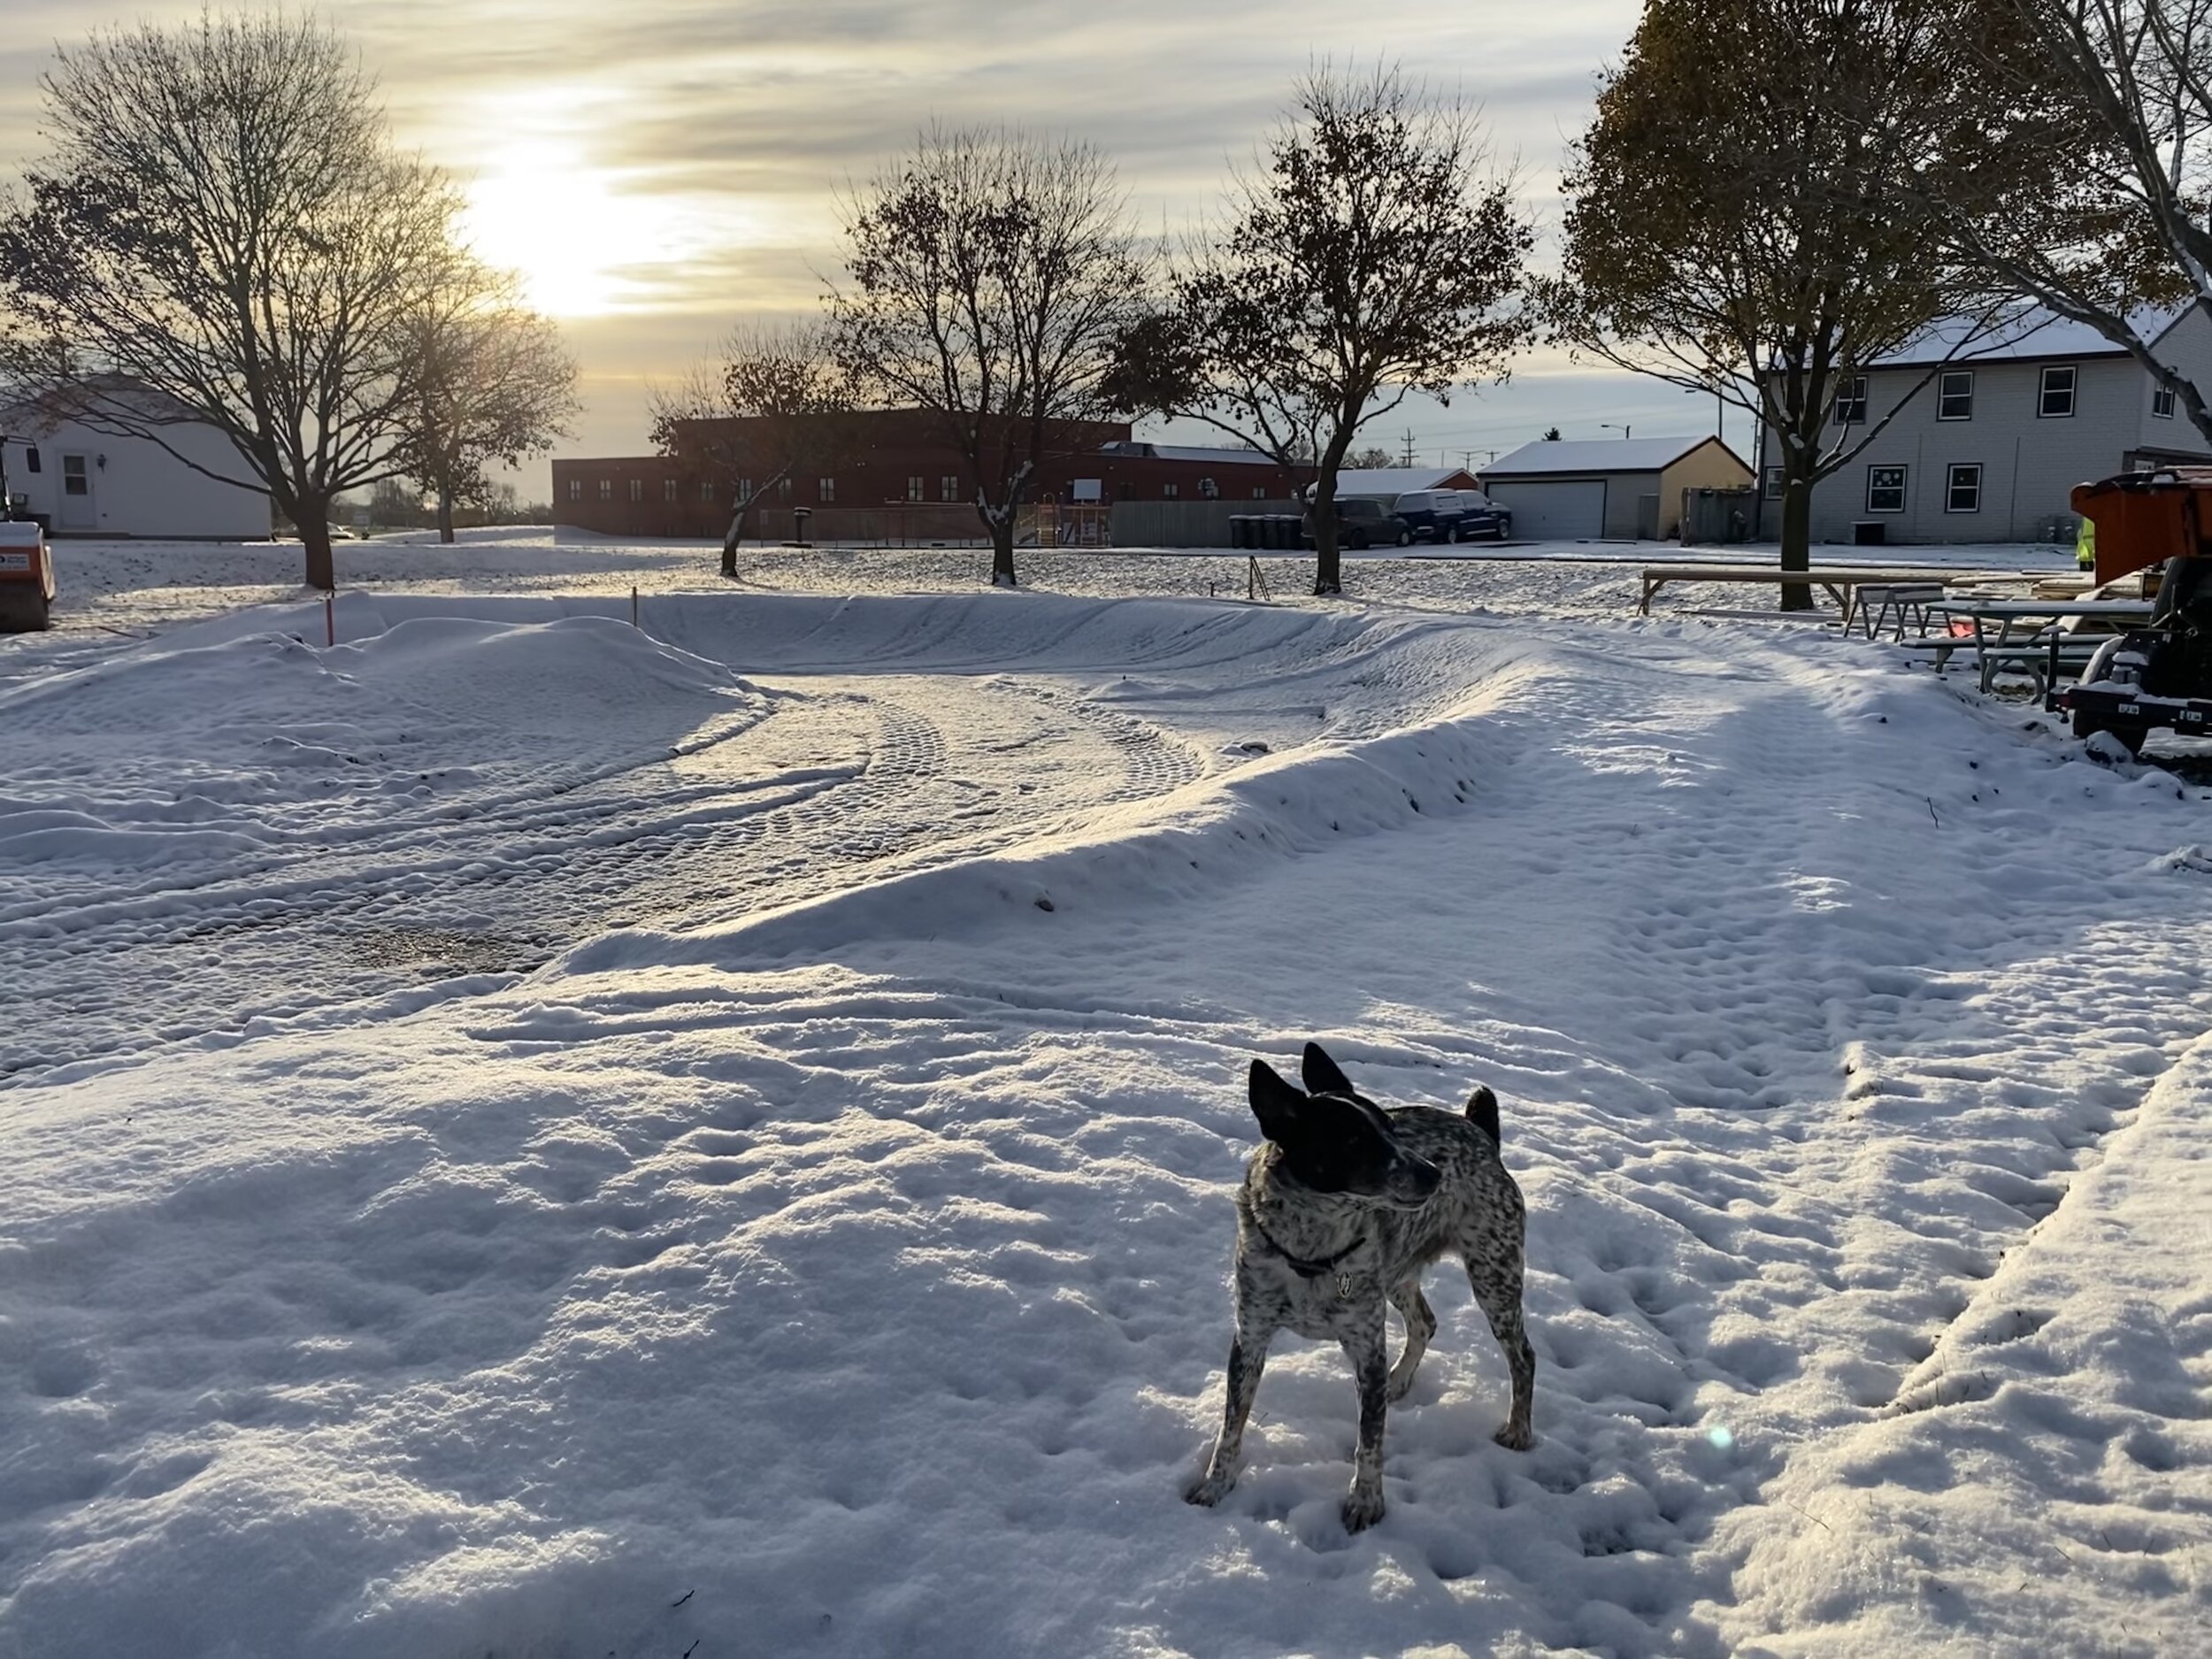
[1452,490,1513,542]
[1387,488,1513,543]
[1300,495,1397,550]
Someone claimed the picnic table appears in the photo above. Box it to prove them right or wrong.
[1635,562,2045,618]
[1929,597,2158,695]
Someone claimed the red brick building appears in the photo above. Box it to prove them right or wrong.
[550,409,1297,540]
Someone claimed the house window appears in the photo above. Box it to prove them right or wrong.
[1833,376,1868,425]
[663,478,678,502]
[567,478,581,502]
[598,479,612,500]
[701,479,717,501]
[1937,370,1974,420]
[1253,488,1269,499]
[628,477,643,502]
[1865,465,1907,513]
[1163,481,1179,498]
[23,446,38,473]
[941,475,960,501]
[62,455,89,496]
[777,478,792,501]
[2154,382,2177,419]
[906,476,924,502]
[1763,466,1785,500]
[2039,365,2077,418]
[1945,463,1983,513]
[818,477,835,502]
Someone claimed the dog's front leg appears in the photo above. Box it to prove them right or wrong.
[1339,1315,1390,1532]
[1186,1325,1271,1507]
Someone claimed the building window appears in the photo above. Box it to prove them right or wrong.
[907,476,924,502]
[1937,369,1974,420]
[567,478,581,502]
[663,478,678,502]
[1763,466,1785,500]
[628,477,643,502]
[701,479,717,501]
[818,477,835,503]
[1253,488,1269,499]
[777,478,792,501]
[2154,382,2177,419]
[598,479,612,501]
[2039,365,2077,418]
[1865,465,1907,513]
[1163,481,1179,498]
[62,455,89,495]
[941,475,960,501]
[1945,463,1982,513]
[1833,375,1868,425]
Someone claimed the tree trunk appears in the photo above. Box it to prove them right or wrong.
[298,498,335,591]
[1307,493,1344,595]
[436,488,456,545]
[1778,473,1815,612]
[720,495,751,578]
[990,514,1018,588]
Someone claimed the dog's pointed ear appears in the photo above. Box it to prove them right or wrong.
[1302,1041,1356,1099]
[1248,1058,1304,1143]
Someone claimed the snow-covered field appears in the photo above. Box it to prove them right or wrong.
[2,531,2206,1658]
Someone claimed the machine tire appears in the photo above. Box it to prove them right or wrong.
[2072,710,2149,755]
[1395,526,1412,547]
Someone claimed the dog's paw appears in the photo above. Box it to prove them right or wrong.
[1340,1486,1386,1533]
[1493,1420,1534,1452]
[1184,1470,1236,1507]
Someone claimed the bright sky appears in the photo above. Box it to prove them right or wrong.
[0,1,1746,493]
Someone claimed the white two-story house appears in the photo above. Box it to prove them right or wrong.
[1767,310,2212,545]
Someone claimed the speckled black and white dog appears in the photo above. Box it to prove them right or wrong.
[1185,1041,1535,1532]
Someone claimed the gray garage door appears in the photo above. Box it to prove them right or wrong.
[1487,479,1606,541]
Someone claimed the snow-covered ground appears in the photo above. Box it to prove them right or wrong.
[2,532,2205,1658]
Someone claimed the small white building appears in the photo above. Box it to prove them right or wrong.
[3,384,270,539]
[1480,436,1753,541]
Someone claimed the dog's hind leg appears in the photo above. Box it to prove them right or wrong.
[1466,1263,1536,1450]
[1186,1327,1272,1507]
[1385,1279,1436,1402]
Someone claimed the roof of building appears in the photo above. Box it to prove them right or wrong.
[1868,307,2180,368]
[1483,435,1735,477]
[1332,466,1474,495]
[1098,441,1279,465]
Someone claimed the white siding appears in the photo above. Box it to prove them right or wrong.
[5,416,269,539]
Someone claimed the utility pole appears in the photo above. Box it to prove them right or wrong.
[1400,428,1418,467]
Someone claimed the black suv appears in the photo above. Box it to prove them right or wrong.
[1300,496,1396,549]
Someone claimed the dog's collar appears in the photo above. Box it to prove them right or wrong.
[1248,1214,1365,1281]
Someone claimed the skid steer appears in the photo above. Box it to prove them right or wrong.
[2054,468,2212,754]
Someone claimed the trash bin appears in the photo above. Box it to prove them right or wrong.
[791,506,812,548]
[2071,466,2212,587]
[1852,521,1886,547]
[1229,515,1250,549]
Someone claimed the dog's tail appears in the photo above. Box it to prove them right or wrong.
[1465,1085,1501,1147]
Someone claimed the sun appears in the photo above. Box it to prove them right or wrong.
[459,137,682,318]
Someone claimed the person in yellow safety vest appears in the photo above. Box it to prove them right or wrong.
[2076,514,2096,572]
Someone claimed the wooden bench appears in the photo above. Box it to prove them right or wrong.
[1635,563,2035,618]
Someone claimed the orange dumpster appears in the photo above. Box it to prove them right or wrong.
[0,521,56,632]
[2070,468,2212,588]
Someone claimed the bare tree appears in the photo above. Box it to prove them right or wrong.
[1110,65,1531,595]
[397,265,579,544]
[0,12,461,588]
[829,126,1148,587]
[1546,0,2025,605]
[648,319,851,577]
[1934,1,2212,440]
